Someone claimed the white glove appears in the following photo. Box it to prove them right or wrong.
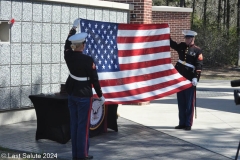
[99,96,105,106]
[192,78,198,86]
[72,18,80,29]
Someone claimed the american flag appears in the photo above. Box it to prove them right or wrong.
[80,19,192,104]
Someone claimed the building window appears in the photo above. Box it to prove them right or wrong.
[0,21,10,43]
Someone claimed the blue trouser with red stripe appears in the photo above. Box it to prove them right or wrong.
[177,86,195,127]
[68,95,92,159]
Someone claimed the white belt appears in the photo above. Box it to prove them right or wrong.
[177,59,195,69]
[69,73,89,81]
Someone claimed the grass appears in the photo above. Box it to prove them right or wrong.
[201,67,240,80]
[201,74,240,80]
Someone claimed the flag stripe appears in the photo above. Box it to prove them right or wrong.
[118,46,170,57]
[117,39,169,50]
[117,34,169,43]
[98,64,174,80]
[119,52,170,65]
[118,23,169,30]
[104,83,192,104]
[98,68,178,87]
[120,58,171,70]
[117,28,170,37]
[98,72,184,94]
[100,77,189,98]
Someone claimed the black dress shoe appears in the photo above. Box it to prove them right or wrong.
[85,155,93,159]
[184,126,191,131]
[175,125,185,129]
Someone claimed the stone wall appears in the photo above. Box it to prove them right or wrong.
[0,0,129,111]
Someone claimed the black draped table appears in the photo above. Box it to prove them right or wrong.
[29,94,118,144]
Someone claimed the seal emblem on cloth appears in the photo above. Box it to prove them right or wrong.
[189,51,196,56]
[90,98,105,130]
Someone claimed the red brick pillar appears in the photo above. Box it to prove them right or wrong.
[102,0,152,24]
[129,0,152,24]
[152,8,192,65]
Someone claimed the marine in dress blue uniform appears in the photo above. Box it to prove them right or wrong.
[64,19,105,160]
[170,30,203,131]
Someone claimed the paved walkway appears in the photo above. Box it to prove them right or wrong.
[0,80,240,160]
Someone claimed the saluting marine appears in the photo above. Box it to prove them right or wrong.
[64,18,105,160]
[170,30,203,131]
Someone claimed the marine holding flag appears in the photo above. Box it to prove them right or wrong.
[64,18,105,160]
[170,30,203,131]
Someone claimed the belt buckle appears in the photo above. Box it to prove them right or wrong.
[183,61,186,65]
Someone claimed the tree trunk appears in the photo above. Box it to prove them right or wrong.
[238,0,240,35]
[203,0,208,26]
[226,0,230,33]
[217,0,222,29]
[223,0,226,29]
[191,0,196,27]
[238,0,240,65]
[180,0,185,7]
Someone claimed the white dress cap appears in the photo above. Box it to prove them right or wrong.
[68,32,88,43]
[182,30,197,37]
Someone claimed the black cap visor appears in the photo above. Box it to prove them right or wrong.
[185,35,194,38]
